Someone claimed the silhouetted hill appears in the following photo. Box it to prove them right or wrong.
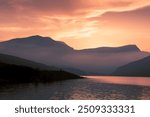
[0,35,149,75]
[0,62,81,84]
[0,53,57,71]
[0,35,73,52]
[112,56,150,77]
[78,45,140,53]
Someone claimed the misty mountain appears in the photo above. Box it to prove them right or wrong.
[112,56,150,77]
[0,53,57,71]
[0,35,149,75]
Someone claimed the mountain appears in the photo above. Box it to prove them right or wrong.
[112,56,150,77]
[68,45,149,74]
[0,51,81,83]
[0,53,57,71]
[0,35,74,67]
[78,45,140,53]
[0,35,149,75]
[0,61,81,84]
[0,35,73,51]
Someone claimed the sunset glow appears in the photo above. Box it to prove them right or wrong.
[0,0,150,51]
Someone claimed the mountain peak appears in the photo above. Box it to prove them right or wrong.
[79,44,141,53]
[27,35,44,38]
[119,44,141,52]
[25,35,54,40]
[0,35,73,51]
[2,35,55,44]
[23,35,49,38]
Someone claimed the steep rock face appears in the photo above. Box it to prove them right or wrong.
[0,35,149,75]
[112,56,150,77]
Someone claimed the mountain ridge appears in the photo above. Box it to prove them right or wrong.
[1,35,141,52]
[78,45,140,53]
[112,56,150,77]
[0,35,149,75]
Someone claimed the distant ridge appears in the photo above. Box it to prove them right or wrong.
[78,45,140,53]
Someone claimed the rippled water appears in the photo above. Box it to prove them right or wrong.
[0,76,150,100]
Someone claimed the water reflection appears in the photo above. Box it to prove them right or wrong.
[86,76,150,86]
[0,76,149,100]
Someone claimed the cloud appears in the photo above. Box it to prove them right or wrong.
[0,0,146,30]
[0,0,149,26]
[0,0,137,17]
[85,5,150,51]
[91,6,150,32]
[0,0,150,51]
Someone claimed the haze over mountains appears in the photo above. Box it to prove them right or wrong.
[0,35,149,75]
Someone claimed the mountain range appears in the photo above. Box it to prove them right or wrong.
[112,56,150,77]
[0,35,149,75]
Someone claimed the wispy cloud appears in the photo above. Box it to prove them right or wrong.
[0,0,150,51]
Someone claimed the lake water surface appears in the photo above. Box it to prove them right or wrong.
[0,76,150,100]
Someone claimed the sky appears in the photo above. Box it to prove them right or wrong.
[0,0,150,51]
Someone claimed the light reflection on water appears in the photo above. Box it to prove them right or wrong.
[0,76,149,100]
[85,76,150,87]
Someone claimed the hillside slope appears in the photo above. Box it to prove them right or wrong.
[0,62,81,83]
[112,56,150,77]
[0,53,57,70]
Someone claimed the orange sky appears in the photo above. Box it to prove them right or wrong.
[0,0,150,51]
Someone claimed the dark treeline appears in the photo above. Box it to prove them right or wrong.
[0,62,81,84]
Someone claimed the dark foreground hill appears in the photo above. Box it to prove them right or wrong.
[0,53,57,71]
[0,62,81,84]
[112,56,150,77]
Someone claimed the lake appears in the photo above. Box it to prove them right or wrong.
[0,76,150,100]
